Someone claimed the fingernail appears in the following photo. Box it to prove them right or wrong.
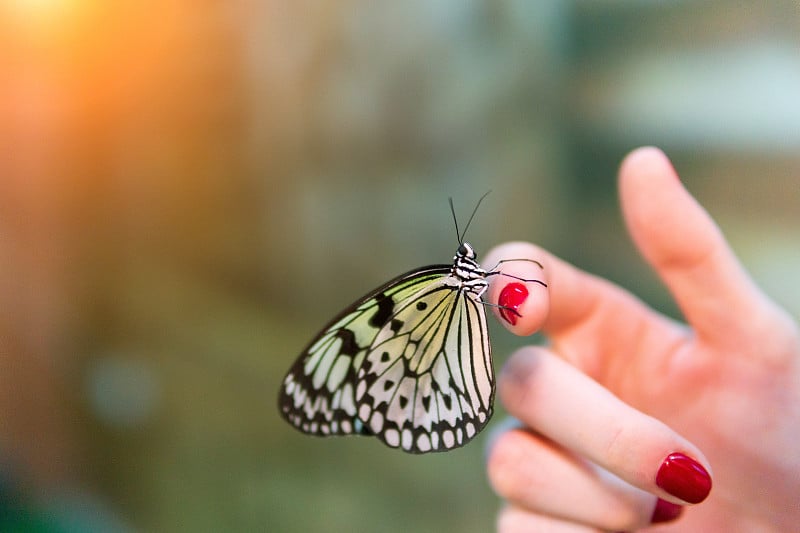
[656,453,712,504]
[498,283,528,325]
[651,498,683,523]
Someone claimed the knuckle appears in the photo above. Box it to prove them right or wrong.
[497,348,542,413]
[602,423,628,466]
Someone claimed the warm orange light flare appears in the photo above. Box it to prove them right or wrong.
[5,0,79,33]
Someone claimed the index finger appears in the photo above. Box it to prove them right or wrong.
[483,243,681,367]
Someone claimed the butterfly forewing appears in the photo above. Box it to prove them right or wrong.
[278,267,450,437]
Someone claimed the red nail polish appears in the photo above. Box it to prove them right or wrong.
[651,498,683,523]
[656,453,712,504]
[498,283,528,325]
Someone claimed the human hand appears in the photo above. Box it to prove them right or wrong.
[482,147,800,531]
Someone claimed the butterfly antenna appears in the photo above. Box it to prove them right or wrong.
[449,197,461,244]
[459,190,491,243]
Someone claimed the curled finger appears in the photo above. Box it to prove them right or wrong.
[488,427,683,530]
[498,346,713,505]
[497,505,611,533]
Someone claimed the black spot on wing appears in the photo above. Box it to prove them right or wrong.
[416,301,427,311]
[390,319,404,332]
[334,329,358,356]
[422,396,431,411]
[278,265,457,448]
[369,292,394,328]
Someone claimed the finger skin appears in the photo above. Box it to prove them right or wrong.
[497,505,608,533]
[487,428,657,530]
[497,346,712,504]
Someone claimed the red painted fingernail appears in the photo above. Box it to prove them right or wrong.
[656,453,712,504]
[651,498,683,523]
[498,283,528,325]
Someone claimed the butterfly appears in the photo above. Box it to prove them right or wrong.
[278,195,546,453]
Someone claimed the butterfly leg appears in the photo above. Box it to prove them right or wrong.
[489,257,544,270]
[481,300,523,318]
[482,261,547,317]
[486,269,548,288]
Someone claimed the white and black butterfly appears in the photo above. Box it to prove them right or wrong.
[278,196,545,453]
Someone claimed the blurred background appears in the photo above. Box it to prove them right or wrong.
[1,1,798,531]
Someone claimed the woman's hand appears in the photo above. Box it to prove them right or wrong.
[482,147,800,531]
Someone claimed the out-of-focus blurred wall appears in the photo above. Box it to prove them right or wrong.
[0,1,797,532]
[242,1,569,306]
[562,1,800,317]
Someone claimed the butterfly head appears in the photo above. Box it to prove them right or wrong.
[456,242,477,260]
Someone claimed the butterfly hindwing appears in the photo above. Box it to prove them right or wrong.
[355,279,493,453]
[278,266,451,438]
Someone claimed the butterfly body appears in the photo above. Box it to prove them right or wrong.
[279,242,497,453]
